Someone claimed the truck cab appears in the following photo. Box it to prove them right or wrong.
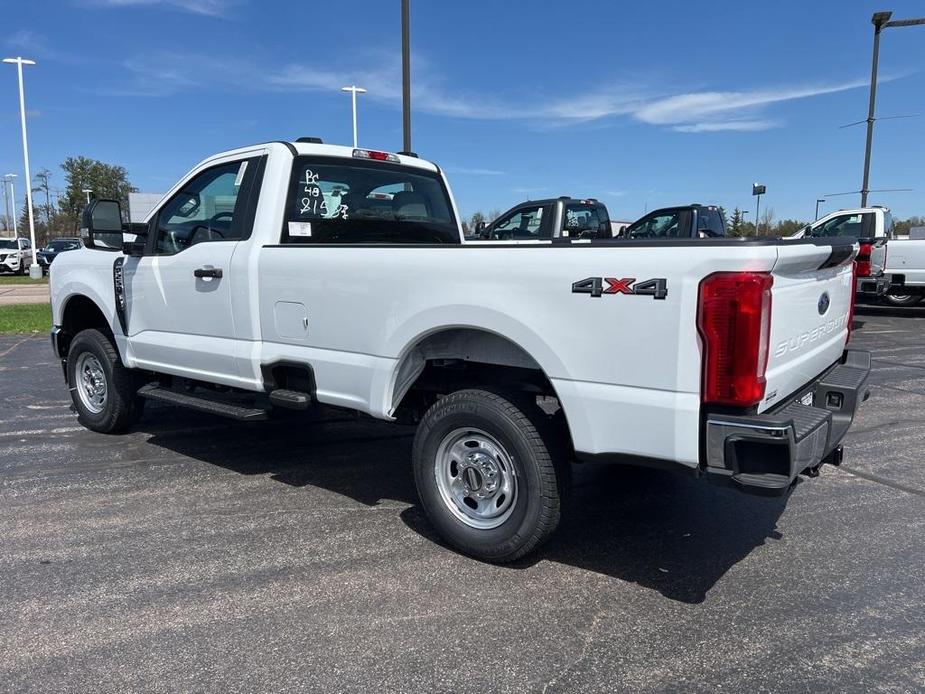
[471,197,611,241]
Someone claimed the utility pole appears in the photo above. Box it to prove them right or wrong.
[3,56,40,277]
[401,0,412,153]
[861,11,925,207]
[1,176,9,232]
[35,168,52,226]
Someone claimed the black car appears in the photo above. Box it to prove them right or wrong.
[37,237,82,271]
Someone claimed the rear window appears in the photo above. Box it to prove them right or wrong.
[282,157,458,244]
[563,203,610,238]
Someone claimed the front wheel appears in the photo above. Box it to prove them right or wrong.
[67,329,144,433]
[884,293,923,307]
[412,389,567,563]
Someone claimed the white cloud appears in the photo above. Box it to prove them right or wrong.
[102,48,876,134]
[633,80,869,129]
[84,0,239,16]
[672,119,780,133]
[447,167,505,176]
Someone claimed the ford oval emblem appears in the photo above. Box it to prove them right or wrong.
[818,292,830,315]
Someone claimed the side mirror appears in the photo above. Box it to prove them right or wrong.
[122,223,149,257]
[80,199,124,251]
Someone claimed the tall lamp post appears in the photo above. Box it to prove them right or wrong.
[4,174,18,236]
[861,11,925,207]
[752,183,766,233]
[340,85,367,148]
[401,0,412,153]
[815,198,826,220]
[3,56,40,278]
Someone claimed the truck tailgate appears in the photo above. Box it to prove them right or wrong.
[761,242,855,413]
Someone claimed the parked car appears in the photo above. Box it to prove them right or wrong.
[0,236,33,275]
[469,197,611,241]
[50,139,869,562]
[37,237,82,273]
[621,204,726,239]
[881,225,925,306]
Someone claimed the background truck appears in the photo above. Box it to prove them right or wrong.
[620,204,726,239]
[879,226,925,307]
[469,197,611,240]
[790,207,894,301]
[51,139,869,562]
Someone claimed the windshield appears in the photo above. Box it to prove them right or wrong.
[282,157,458,244]
[0,239,16,249]
[45,240,80,251]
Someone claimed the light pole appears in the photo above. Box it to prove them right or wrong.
[82,188,93,205]
[401,0,412,153]
[861,11,925,207]
[814,198,826,220]
[3,56,40,278]
[5,175,18,236]
[752,183,765,234]
[340,85,367,148]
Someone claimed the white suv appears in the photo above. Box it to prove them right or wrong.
[0,237,32,275]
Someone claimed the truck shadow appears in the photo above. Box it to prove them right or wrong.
[855,303,925,320]
[140,404,788,605]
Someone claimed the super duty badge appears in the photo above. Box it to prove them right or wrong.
[571,277,668,300]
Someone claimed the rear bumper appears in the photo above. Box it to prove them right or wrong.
[856,275,888,297]
[703,349,870,495]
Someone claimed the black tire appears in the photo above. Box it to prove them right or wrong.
[67,328,144,434]
[412,388,567,563]
[884,293,923,307]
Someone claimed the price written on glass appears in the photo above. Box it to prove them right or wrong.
[299,169,349,219]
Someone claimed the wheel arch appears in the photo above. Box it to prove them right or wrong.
[56,293,119,358]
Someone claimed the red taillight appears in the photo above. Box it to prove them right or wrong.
[856,242,872,277]
[697,272,773,406]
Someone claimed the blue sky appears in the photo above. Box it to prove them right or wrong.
[1,0,923,223]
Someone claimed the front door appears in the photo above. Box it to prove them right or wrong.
[124,155,262,385]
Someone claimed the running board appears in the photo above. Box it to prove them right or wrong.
[137,384,269,421]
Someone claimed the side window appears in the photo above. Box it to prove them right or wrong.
[491,206,544,239]
[815,214,862,238]
[626,210,682,238]
[154,159,256,255]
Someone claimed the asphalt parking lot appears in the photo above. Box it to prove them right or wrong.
[1,306,924,693]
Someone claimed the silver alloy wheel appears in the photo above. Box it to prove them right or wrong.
[434,427,518,530]
[75,352,107,414]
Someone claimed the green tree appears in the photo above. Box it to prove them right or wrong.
[774,219,806,237]
[59,156,137,232]
[728,207,745,236]
[894,216,925,236]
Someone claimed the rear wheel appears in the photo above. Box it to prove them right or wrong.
[412,389,567,562]
[67,329,144,433]
[884,293,923,307]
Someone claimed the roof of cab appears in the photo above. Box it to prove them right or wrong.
[191,140,441,180]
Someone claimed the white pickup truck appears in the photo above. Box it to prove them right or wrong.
[50,139,871,561]
[793,206,925,306]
